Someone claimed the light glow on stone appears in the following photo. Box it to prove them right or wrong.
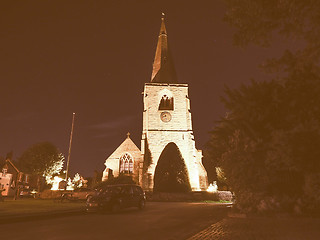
[207,181,218,193]
[50,176,64,190]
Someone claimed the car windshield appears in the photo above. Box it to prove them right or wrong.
[98,186,122,195]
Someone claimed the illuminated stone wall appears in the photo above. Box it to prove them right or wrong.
[141,83,208,191]
[103,135,142,184]
[0,172,13,196]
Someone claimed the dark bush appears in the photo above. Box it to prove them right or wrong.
[154,143,191,193]
[95,174,136,189]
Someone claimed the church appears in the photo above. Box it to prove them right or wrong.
[102,15,208,192]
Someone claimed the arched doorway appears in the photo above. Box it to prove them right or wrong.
[153,143,191,192]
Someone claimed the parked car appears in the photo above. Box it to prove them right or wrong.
[65,188,96,201]
[86,184,146,213]
[19,189,35,198]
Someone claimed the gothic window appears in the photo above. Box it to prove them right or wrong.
[159,95,174,110]
[124,160,129,172]
[119,153,134,174]
[129,159,133,172]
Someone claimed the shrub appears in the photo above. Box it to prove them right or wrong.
[95,174,136,189]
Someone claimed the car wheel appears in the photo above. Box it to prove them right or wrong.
[111,203,120,213]
[138,200,146,210]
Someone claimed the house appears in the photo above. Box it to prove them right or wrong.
[0,158,33,197]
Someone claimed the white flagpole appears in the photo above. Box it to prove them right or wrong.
[65,112,75,181]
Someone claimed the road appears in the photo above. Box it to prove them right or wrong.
[1,202,230,240]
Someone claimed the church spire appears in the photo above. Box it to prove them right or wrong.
[150,13,178,83]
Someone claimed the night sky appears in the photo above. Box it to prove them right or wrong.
[1,1,286,177]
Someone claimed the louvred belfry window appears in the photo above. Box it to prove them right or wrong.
[159,95,174,110]
[119,153,134,174]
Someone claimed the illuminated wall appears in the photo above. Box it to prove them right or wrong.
[103,135,142,184]
[141,83,208,191]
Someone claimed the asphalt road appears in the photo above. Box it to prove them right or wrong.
[1,202,230,240]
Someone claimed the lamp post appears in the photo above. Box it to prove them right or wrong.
[65,112,75,182]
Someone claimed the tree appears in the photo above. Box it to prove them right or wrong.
[18,142,65,191]
[205,0,320,214]
[223,0,320,75]
[223,0,320,50]
[71,173,87,189]
[153,143,191,193]
[43,155,64,184]
[207,77,320,213]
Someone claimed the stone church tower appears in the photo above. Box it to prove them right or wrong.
[103,15,208,191]
[140,15,208,191]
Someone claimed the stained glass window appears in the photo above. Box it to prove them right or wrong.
[119,153,134,174]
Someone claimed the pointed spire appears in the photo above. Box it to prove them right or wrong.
[160,13,167,35]
[150,13,178,83]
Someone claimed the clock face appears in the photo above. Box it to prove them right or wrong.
[160,111,172,122]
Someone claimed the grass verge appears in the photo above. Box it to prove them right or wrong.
[200,200,232,204]
[0,199,85,216]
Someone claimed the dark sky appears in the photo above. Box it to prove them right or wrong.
[0,1,284,177]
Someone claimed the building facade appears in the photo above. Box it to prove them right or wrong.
[0,158,33,197]
[103,16,208,191]
[102,133,142,184]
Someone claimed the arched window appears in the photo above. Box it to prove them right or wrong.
[129,159,133,172]
[159,95,174,110]
[119,153,134,174]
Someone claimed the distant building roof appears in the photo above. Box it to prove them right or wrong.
[2,159,20,174]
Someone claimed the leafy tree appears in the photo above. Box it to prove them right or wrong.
[223,0,320,51]
[205,0,320,214]
[208,77,320,213]
[142,139,152,190]
[223,0,320,75]
[71,173,87,189]
[43,156,64,184]
[153,143,191,193]
[91,170,103,187]
[18,142,65,191]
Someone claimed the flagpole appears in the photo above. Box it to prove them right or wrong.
[66,112,75,181]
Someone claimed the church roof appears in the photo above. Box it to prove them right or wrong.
[150,14,178,84]
[105,133,141,160]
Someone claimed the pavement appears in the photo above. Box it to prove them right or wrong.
[188,212,320,240]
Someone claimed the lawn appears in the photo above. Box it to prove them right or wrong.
[0,199,85,216]
[201,200,232,204]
